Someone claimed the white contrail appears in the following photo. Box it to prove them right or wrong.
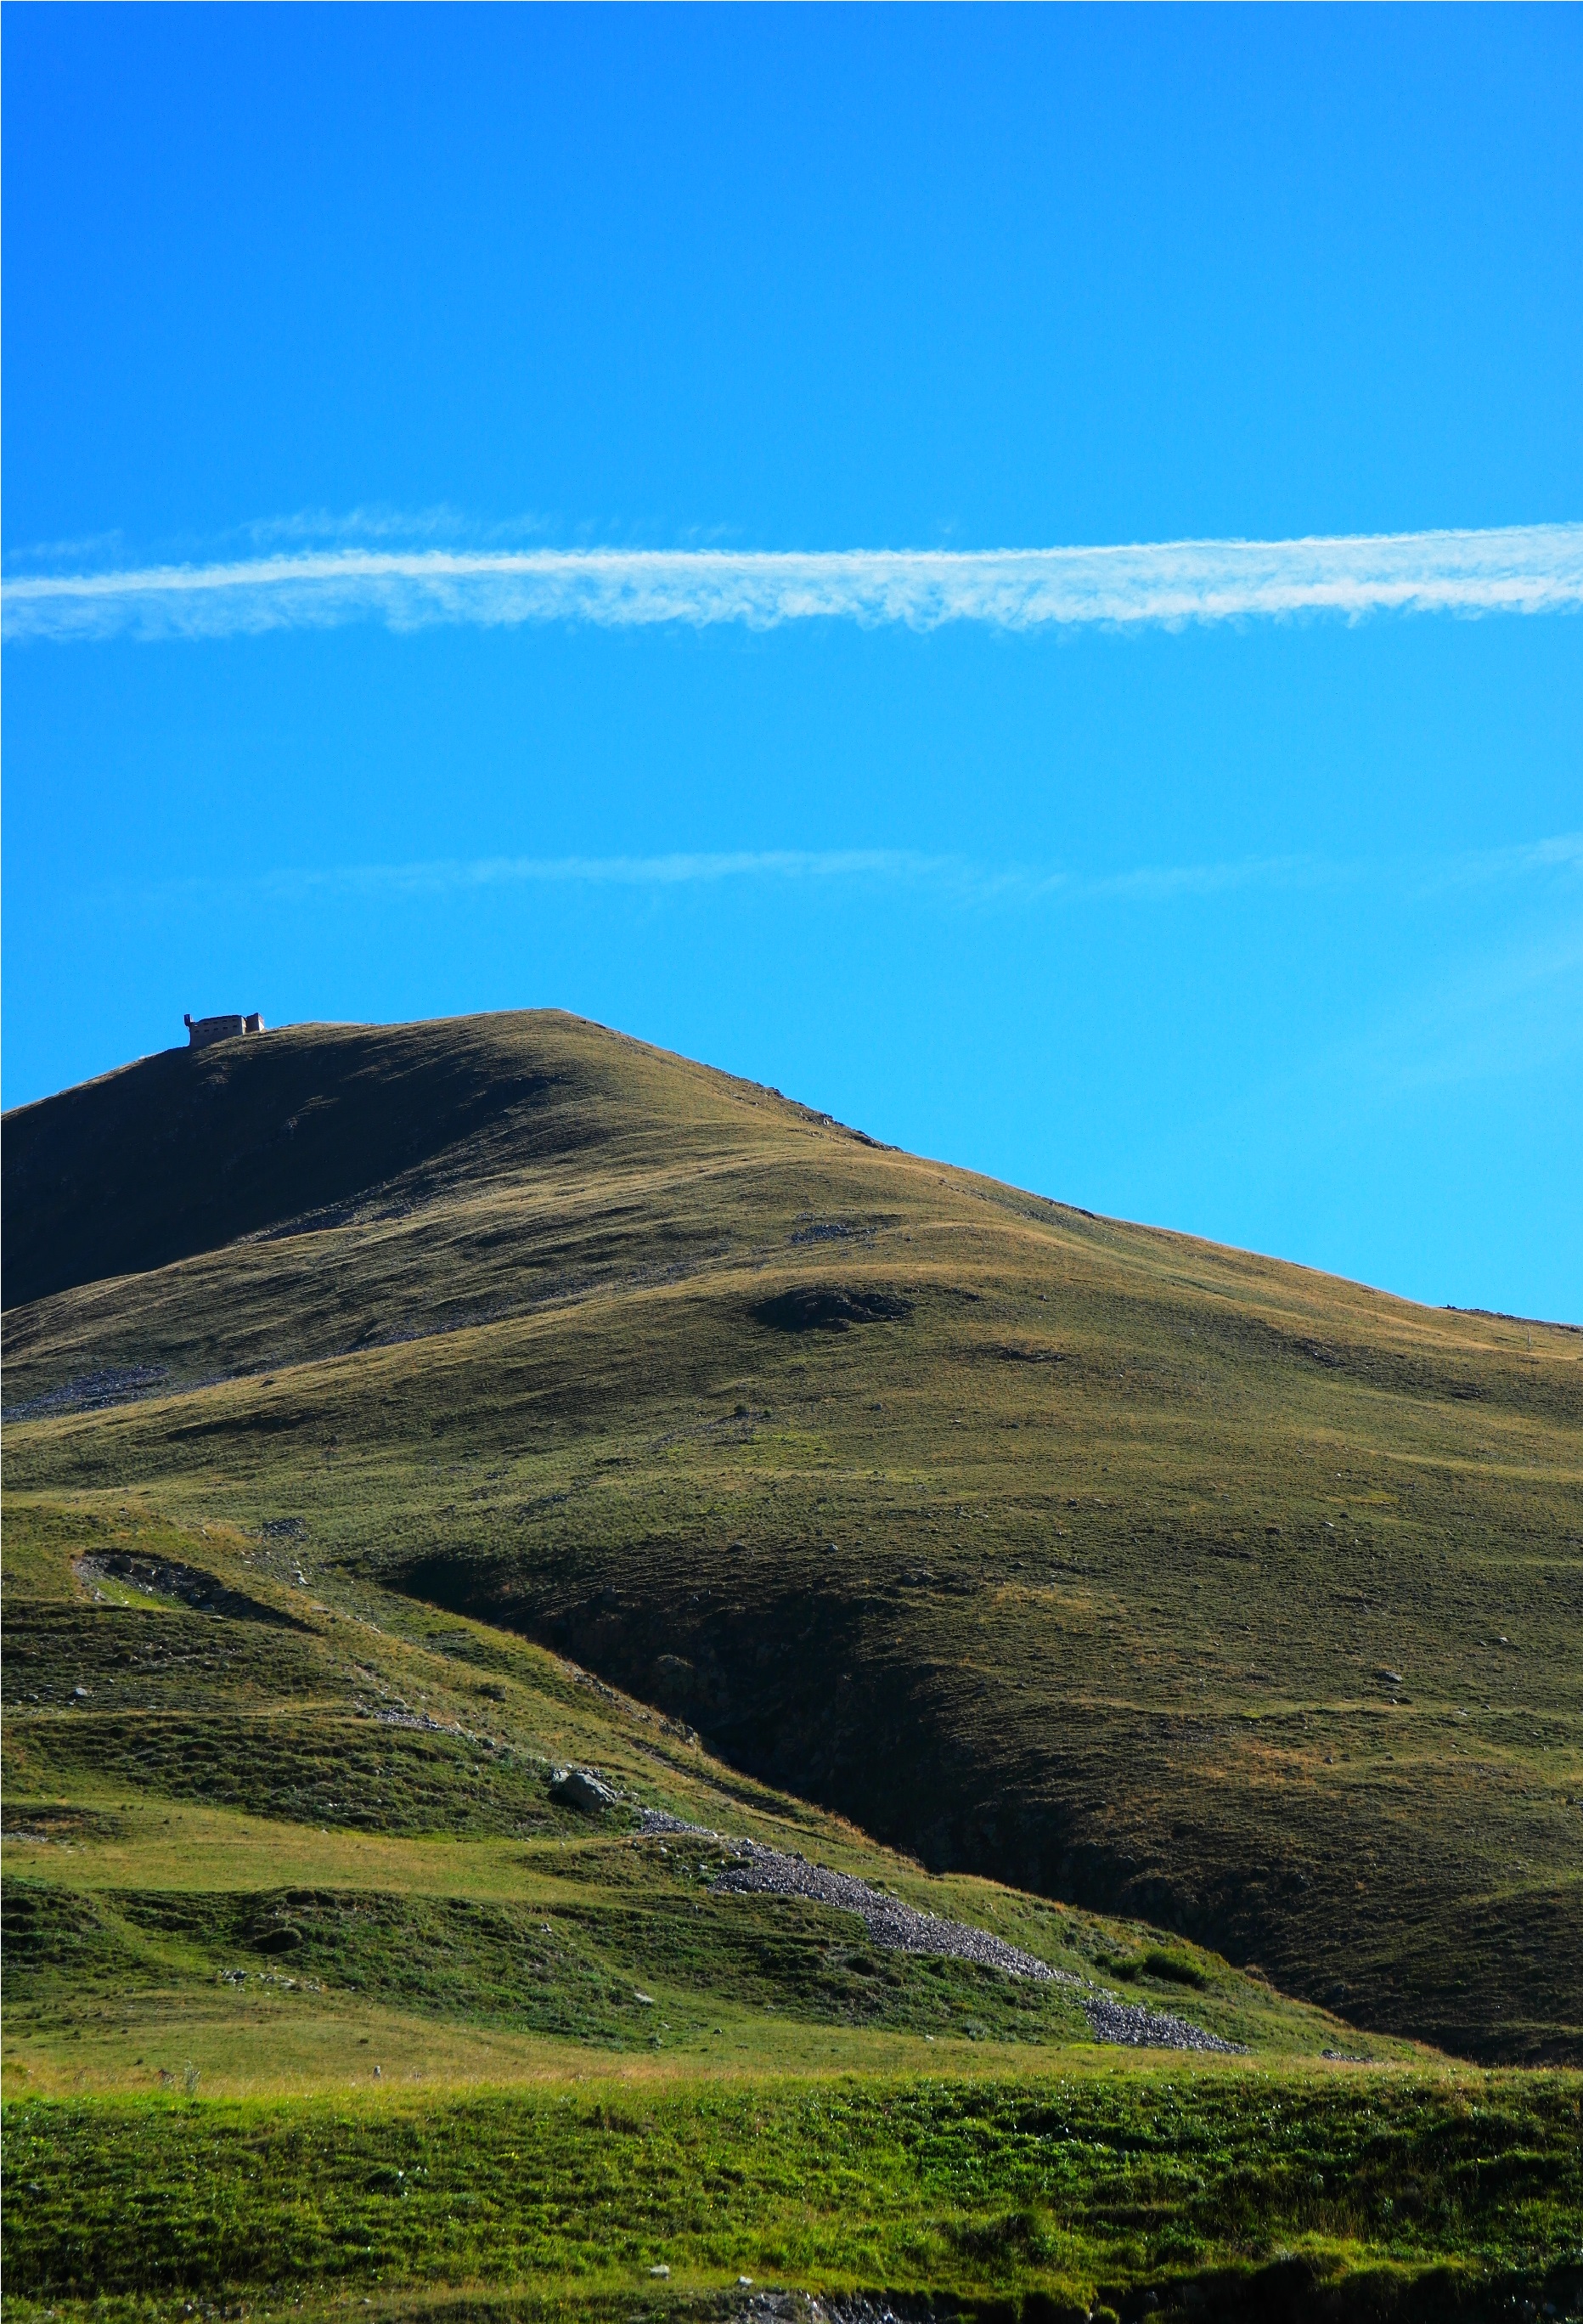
[141,832,1581,910]
[263,847,948,898]
[4,523,1582,643]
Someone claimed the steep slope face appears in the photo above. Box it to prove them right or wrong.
[2,1010,775,1311]
[2,1012,850,1393]
[6,1008,1581,2062]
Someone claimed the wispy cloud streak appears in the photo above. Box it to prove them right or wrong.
[135,832,1583,913]
[6,524,1582,644]
[262,848,949,900]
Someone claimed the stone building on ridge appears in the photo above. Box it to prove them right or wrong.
[184,1011,265,1051]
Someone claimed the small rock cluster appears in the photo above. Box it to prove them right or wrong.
[711,1834,1080,1984]
[733,2293,945,2324]
[3,1364,170,1423]
[1081,1993,1242,2051]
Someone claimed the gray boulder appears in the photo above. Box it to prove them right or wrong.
[549,1766,620,1814]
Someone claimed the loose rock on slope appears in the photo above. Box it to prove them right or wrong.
[640,1810,1244,2053]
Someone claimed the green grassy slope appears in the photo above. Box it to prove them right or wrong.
[0,1499,1351,2085]
[8,2078,1582,2324]
[5,1501,1581,2321]
[6,1010,1581,2071]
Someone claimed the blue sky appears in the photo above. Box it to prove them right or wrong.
[4,7,1581,1318]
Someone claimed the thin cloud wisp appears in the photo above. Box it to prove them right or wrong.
[133,832,1583,914]
[6,523,1582,644]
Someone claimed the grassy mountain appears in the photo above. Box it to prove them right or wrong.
[7,1010,1580,2068]
[6,1009,1583,2317]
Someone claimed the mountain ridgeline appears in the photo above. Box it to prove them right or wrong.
[6,1009,1581,2063]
